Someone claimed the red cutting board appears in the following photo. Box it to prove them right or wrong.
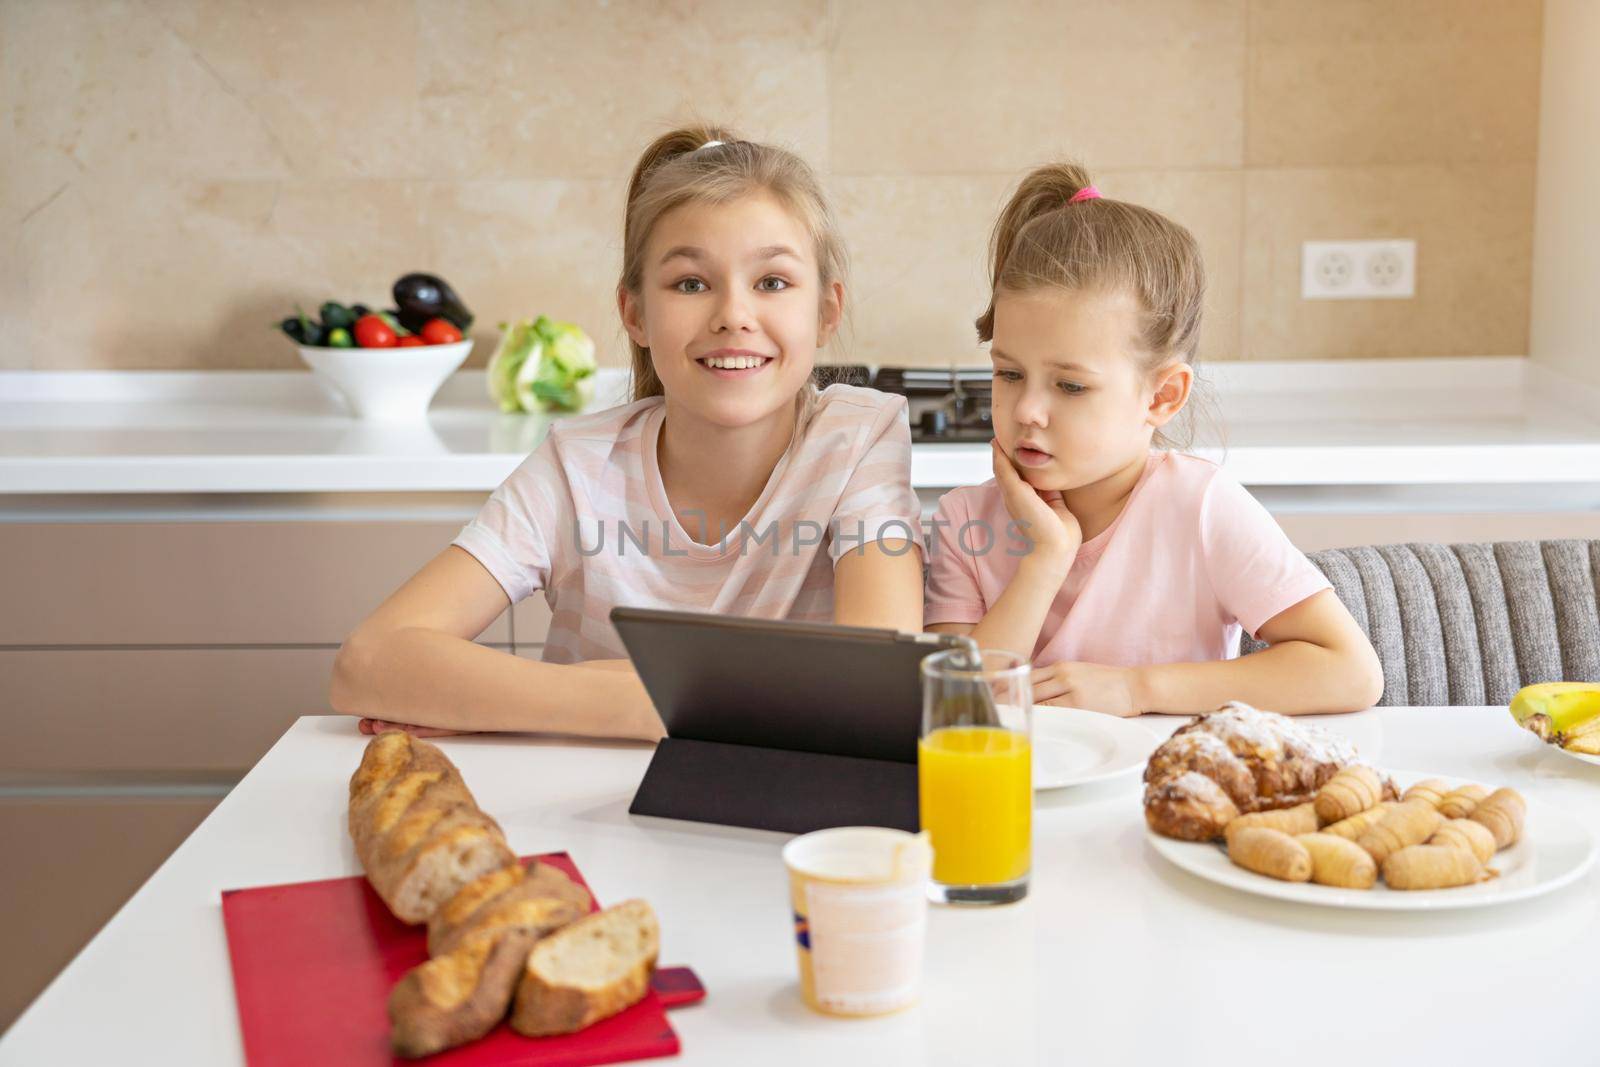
[221,853,681,1066]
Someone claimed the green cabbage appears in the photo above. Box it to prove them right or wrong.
[486,316,597,414]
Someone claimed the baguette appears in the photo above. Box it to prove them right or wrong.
[428,859,592,956]
[510,899,659,1037]
[349,732,516,924]
[389,929,538,1058]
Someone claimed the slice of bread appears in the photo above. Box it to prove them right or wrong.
[509,899,659,1037]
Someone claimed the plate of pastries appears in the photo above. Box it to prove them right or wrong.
[1142,703,1596,910]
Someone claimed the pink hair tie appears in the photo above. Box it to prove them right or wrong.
[1068,185,1101,204]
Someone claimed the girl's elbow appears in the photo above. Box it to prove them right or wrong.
[330,630,381,716]
[1348,644,1385,710]
[1359,664,1386,710]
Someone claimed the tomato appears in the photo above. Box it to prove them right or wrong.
[420,318,463,345]
[353,313,398,348]
[396,335,426,347]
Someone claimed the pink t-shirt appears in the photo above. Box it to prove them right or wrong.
[923,451,1331,667]
[453,384,924,663]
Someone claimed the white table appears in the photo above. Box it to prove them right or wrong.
[4,708,1598,1065]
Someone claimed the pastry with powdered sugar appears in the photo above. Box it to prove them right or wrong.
[1143,702,1395,841]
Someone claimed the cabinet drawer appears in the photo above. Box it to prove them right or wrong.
[0,649,340,773]
[0,523,510,646]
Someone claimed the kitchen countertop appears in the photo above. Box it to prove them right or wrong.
[4,357,1600,499]
[2,707,1596,1066]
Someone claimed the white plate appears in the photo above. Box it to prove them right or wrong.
[1552,745,1600,768]
[1032,707,1161,790]
[1506,714,1600,767]
[1148,774,1597,911]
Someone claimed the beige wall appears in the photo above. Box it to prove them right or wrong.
[1529,0,1600,389]
[2,0,1542,373]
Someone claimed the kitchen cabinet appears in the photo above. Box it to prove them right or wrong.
[0,648,338,774]
[0,795,219,1030]
[0,522,509,646]
[0,520,513,1032]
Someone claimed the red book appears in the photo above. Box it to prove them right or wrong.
[222,853,692,1066]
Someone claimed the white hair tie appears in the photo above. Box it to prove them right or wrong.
[698,139,725,150]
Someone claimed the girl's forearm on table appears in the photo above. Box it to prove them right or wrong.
[330,628,664,740]
[1134,640,1381,716]
[966,555,1071,660]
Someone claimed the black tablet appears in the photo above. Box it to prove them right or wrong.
[611,606,977,762]
[610,607,979,834]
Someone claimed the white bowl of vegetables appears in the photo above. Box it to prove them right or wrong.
[297,337,472,422]
[281,277,475,421]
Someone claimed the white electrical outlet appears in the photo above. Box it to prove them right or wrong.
[1301,240,1416,299]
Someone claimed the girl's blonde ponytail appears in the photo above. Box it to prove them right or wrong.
[975,161,1209,449]
[975,162,1204,367]
[975,163,1096,342]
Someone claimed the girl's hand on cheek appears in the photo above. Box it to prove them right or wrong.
[1031,661,1142,717]
[991,440,1082,566]
[358,718,477,739]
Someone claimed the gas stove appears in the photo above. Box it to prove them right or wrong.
[872,367,994,443]
[818,365,994,443]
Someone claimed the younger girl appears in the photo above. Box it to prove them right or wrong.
[333,127,926,739]
[925,164,1383,716]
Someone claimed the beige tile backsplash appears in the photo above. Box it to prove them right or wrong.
[1,0,1542,371]
[1246,0,1543,167]
[829,0,1249,174]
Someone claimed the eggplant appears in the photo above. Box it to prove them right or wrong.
[392,273,474,333]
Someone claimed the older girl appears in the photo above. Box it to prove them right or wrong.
[333,127,925,739]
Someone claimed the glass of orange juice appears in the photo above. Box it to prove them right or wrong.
[918,648,1032,905]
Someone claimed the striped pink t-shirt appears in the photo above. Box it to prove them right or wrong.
[453,384,924,663]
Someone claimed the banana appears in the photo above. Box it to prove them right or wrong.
[1509,683,1600,751]
[1565,730,1600,755]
